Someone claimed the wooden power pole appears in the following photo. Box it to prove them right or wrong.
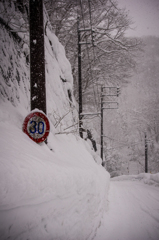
[29,0,46,114]
[101,87,119,166]
[101,86,104,162]
[77,17,83,138]
[145,132,148,173]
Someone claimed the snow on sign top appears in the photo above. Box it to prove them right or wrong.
[23,111,50,143]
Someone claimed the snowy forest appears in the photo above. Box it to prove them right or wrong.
[0,0,159,239]
[0,0,159,174]
[43,0,159,175]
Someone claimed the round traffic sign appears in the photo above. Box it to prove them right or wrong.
[23,111,50,143]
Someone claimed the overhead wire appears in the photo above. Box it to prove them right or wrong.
[103,133,155,151]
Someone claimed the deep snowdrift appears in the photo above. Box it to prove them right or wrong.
[0,101,110,240]
[0,2,110,240]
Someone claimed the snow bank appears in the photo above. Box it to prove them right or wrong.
[0,2,110,239]
[112,173,159,187]
[0,102,110,240]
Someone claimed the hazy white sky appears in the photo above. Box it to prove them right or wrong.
[117,0,159,37]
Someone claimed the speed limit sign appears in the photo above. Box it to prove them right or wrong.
[23,111,50,143]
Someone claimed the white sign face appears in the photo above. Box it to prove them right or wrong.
[27,115,46,139]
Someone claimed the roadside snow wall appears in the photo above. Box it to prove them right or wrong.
[0,1,110,240]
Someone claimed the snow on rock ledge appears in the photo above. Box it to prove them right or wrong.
[0,0,77,133]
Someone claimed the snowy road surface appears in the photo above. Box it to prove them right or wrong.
[95,179,159,240]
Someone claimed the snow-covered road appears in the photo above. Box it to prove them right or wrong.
[95,179,159,240]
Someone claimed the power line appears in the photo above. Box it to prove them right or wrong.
[103,134,153,151]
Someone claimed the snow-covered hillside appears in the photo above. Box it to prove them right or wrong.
[0,2,110,239]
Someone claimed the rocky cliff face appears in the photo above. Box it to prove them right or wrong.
[0,0,78,133]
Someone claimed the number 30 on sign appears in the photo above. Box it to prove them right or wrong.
[23,111,50,143]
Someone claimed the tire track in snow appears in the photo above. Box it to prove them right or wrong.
[95,180,159,240]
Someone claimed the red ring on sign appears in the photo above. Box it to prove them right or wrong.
[23,111,50,143]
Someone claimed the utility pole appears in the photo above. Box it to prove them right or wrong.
[77,17,83,138]
[101,86,104,164]
[77,18,93,138]
[100,86,119,166]
[29,0,46,114]
[145,132,148,173]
